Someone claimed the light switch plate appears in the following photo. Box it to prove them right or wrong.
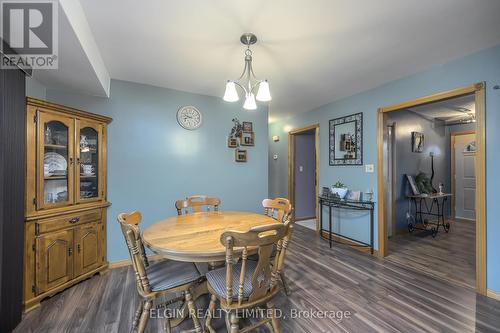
[365,164,374,173]
[299,166,303,172]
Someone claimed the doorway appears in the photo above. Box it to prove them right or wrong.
[377,83,486,295]
[452,132,476,220]
[382,95,477,288]
[288,124,320,232]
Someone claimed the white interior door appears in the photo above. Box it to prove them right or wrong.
[454,134,476,220]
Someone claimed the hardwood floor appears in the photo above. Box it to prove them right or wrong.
[15,224,500,333]
[387,219,475,288]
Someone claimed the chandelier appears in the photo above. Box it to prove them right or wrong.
[223,33,271,110]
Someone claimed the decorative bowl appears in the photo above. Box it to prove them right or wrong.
[331,187,348,199]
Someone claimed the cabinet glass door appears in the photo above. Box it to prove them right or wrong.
[76,121,102,202]
[38,111,74,209]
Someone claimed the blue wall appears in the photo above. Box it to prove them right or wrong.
[269,43,500,291]
[44,79,269,261]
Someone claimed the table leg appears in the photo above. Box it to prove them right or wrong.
[370,208,374,255]
[440,198,445,230]
[169,281,208,328]
[413,199,420,224]
[432,198,441,237]
[442,197,451,232]
[319,201,323,234]
[419,199,424,226]
[329,205,332,248]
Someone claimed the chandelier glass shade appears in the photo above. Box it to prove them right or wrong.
[243,92,257,110]
[223,33,271,110]
[223,81,239,102]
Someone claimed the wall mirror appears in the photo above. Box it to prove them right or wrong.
[329,112,363,165]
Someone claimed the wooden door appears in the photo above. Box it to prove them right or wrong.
[37,111,75,210]
[74,223,100,276]
[75,120,103,203]
[36,229,73,293]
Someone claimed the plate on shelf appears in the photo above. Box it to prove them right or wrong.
[51,169,67,176]
[44,152,67,173]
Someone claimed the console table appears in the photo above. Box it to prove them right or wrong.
[318,195,375,254]
[407,193,452,237]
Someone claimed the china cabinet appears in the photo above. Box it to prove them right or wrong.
[23,98,112,312]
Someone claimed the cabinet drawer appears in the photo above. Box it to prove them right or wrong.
[36,210,102,234]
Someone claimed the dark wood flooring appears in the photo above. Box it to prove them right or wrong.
[14,225,500,333]
[387,219,476,288]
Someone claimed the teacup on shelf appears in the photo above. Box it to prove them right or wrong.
[81,164,94,175]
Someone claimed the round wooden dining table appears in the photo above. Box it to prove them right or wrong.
[142,211,279,263]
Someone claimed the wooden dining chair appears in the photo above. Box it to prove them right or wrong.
[117,211,205,333]
[262,198,292,223]
[175,195,221,215]
[205,222,292,333]
[259,198,294,295]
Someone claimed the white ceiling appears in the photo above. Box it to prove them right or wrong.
[409,94,475,123]
[39,0,500,121]
[34,0,109,97]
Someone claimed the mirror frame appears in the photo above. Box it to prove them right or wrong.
[329,112,363,166]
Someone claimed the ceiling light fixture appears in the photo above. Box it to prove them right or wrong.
[223,33,271,110]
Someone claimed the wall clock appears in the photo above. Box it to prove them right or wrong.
[177,106,202,130]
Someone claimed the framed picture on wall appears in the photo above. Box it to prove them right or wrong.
[235,149,247,162]
[242,121,253,132]
[228,137,238,148]
[329,112,363,165]
[239,131,255,146]
[406,174,420,195]
[411,132,424,152]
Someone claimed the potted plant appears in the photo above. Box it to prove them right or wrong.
[331,181,348,199]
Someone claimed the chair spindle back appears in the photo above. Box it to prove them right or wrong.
[175,195,221,215]
[262,198,292,223]
[117,211,152,295]
[220,223,287,305]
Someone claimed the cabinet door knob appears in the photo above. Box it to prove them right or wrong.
[69,217,80,224]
